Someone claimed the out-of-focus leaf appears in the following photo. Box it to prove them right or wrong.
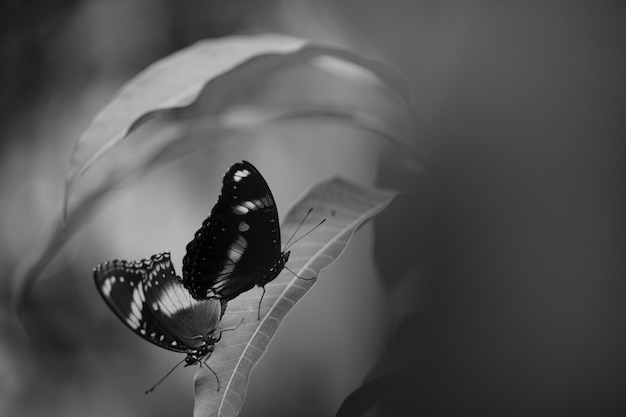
[63,33,418,221]
[192,178,398,417]
[373,154,428,289]
[63,34,307,219]
[334,313,424,417]
[161,43,416,123]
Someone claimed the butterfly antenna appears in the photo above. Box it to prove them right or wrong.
[145,358,186,394]
[284,218,326,252]
[283,208,314,248]
[285,265,316,281]
[200,360,221,391]
[216,317,245,341]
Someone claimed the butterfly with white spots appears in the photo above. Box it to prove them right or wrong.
[94,252,227,391]
[94,161,290,391]
[182,161,290,318]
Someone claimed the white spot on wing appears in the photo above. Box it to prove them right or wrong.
[233,169,250,182]
[126,315,140,329]
[155,282,199,318]
[242,201,257,210]
[102,278,113,296]
[228,248,242,263]
[233,205,249,215]
[239,221,250,232]
[131,301,141,321]
[226,236,247,264]
[133,285,144,307]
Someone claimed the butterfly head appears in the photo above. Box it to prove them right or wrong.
[184,343,216,367]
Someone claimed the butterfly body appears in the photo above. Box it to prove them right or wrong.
[94,252,225,366]
[182,161,288,306]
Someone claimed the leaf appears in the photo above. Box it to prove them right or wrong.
[334,313,424,417]
[64,33,307,219]
[372,153,428,291]
[192,178,398,417]
[63,33,417,221]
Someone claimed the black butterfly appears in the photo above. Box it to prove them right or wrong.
[182,161,290,318]
[93,252,228,392]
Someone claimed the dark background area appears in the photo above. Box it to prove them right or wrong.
[1,2,625,416]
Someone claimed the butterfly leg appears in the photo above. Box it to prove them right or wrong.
[145,358,186,394]
[257,286,266,320]
[215,317,245,342]
[201,360,221,391]
[284,265,317,281]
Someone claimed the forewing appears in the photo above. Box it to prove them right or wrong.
[94,252,221,352]
[182,161,282,300]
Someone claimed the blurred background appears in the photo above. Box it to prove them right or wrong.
[1,1,625,417]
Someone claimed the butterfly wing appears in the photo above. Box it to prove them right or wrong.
[94,252,224,353]
[182,161,283,300]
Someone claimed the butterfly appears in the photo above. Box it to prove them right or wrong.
[182,161,290,319]
[93,252,229,392]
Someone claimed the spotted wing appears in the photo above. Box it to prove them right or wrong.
[182,160,283,300]
[94,252,224,353]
